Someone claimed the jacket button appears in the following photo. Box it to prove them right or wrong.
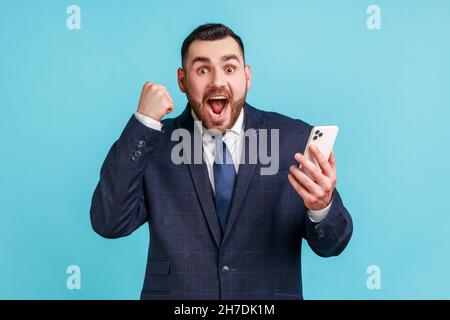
[138,140,146,148]
[221,265,230,274]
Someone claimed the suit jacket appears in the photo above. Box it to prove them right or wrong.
[90,102,353,300]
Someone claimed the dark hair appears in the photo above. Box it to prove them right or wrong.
[181,23,245,68]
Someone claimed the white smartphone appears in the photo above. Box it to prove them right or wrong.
[300,125,339,170]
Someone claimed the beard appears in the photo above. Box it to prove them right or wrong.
[187,87,247,134]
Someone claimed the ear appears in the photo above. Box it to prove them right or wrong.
[177,68,186,93]
[244,64,252,91]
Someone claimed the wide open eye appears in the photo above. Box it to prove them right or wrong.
[225,66,235,73]
[198,67,209,75]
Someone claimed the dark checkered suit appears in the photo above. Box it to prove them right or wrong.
[90,102,353,300]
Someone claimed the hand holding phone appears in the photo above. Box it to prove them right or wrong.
[289,125,339,211]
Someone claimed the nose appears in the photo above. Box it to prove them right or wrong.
[211,67,227,88]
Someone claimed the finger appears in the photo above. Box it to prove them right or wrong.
[289,165,321,196]
[160,88,172,98]
[163,93,174,103]
[309,145,334,178]
[150,84,170,96]
[155,88,173,103]
[165,98,174,111]
[156,84,168,91]
[329,150,336,173]
[154,84,170,95]
[150,83,166,90]
[288,173,315,203]
[294,153,329,188]
[143,81,154,89]
[157,88,172,101]
[139,82,153,103]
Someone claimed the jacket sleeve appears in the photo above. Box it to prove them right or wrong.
[90,115,165,239]
[303,188,353,257]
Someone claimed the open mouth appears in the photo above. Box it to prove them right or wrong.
[206,95,229,119]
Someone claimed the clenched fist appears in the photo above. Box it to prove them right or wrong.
[137,82,174,121]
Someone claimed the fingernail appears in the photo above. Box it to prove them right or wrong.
[295,153,301,159]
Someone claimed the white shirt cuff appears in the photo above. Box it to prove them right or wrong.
[134,112,163,131]
[307,199,333,223]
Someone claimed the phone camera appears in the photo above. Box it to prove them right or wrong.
[313,130,323,140]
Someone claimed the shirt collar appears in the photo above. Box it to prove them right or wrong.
[191,106,244,138]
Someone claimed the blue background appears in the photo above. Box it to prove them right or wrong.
[1,0,449,299]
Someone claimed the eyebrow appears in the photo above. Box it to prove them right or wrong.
[191,54,241,67]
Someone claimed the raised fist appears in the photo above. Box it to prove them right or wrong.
[137,82,174,121]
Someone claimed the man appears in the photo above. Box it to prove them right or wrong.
[90,23,353,300]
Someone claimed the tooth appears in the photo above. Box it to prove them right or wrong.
[210,95,227,100]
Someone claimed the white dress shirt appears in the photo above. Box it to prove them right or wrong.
[134,110,332,223]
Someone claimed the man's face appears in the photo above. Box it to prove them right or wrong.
[178,36,252,133]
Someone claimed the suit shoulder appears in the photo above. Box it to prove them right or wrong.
[256,107,313,135]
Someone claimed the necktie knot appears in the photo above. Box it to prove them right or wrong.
[214,136,233,165]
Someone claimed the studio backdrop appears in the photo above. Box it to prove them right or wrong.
[1,0,449,299]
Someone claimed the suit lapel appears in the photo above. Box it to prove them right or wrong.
[176,105,222,248]
[222,103,264,246]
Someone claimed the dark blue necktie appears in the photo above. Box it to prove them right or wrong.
[213,137,236,232]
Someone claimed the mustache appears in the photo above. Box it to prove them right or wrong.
[202,89,232,103]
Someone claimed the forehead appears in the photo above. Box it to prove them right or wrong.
[186,36,243,64]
